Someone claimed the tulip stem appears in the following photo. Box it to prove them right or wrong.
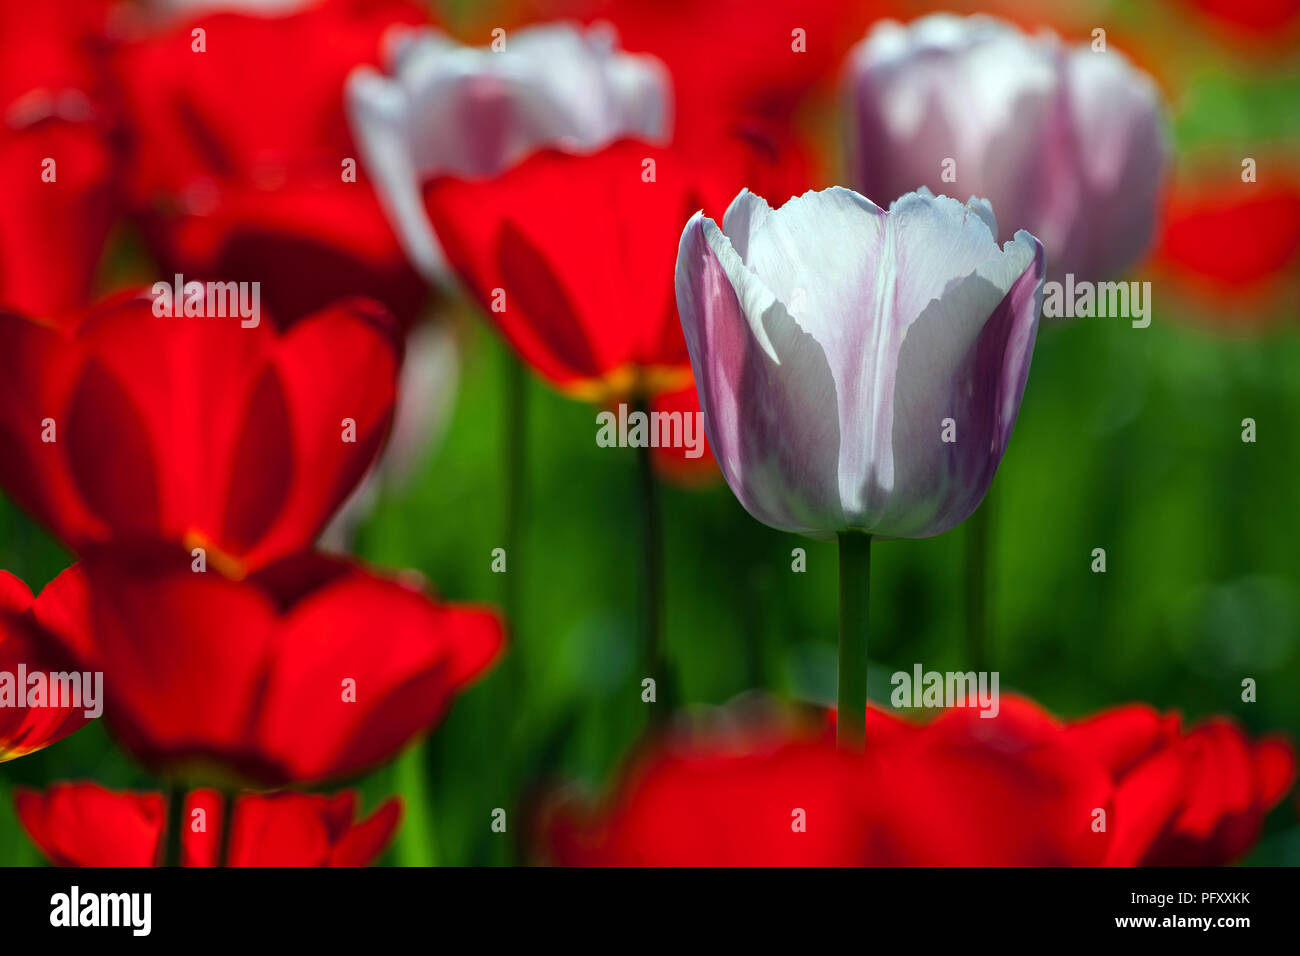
[218,791,236,866]
[837,532,871,751]
[164,785,185,867]
[964,493,993,671]
[635,415,670,719]
[500,351,529,866]
[394,746,438,866]
[504,352,527,696]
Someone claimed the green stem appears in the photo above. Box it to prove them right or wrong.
[837,533,871,751]
[635,419,670,719]
[163,784,185,867]
[503,352,527,698]
[218,791,236,867]
[394,746,437,866]
[964,492,993,671]
[499,351,528,864]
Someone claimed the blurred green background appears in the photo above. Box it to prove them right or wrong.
[2,0,1298,865]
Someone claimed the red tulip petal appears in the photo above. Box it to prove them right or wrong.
[29,563,94,662]
[329,798,402,866]
[15,783,163,867]
[1255,735,1297,806]
[235,299,400,569]
[548,731,868,866]
[0,569,93,761]
[64,358,162,533]
[1139,719,1274,865]
[256,566,504,781]
[83,551,281,780]
[228,792,335,866]
[868,702,1112,866]
[225,790,400,866]
[1102,746,1189,866]
[424,140,733,397]
[0,293,400,568]
[0,0,117,321]
[69,547,501,786]
[0,570,33,611]
[1062,703,1178,777]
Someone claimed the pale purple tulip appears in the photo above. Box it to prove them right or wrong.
[675,187,1045,539]
[845,14,1167,285]
[346,21,670,289]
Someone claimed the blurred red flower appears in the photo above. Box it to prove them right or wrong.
[15,782,399,866]
[1179,0,1300,48]
[1152,177,1300,325]
[111,0,430,326]
[559,0,882,158]
[0,290,400,571]
[1065,705,1297,866]
[542,697,1295,865]
[0,569,91,762]
[33,547,503,787]
[546,723,873,865]
[424,139,737,402]
[0,0,119,322]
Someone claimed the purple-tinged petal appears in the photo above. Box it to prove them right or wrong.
[882,232,1045,537]
[676,212,843,534]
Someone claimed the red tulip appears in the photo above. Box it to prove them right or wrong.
[0,570,92,762]
[542,697,1295,865]
[0,0,118,322]
[35,547,503,787]
[15,782,400,866]
[111,0,430,326]
[545,721,872,866]
[0,290,400,570]
[863,698,1114,865]
[1065,705,1297,865]
[423,139,743,402]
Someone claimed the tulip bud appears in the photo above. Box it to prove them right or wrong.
[845,14,1168,285]
[675,186,1045,539]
